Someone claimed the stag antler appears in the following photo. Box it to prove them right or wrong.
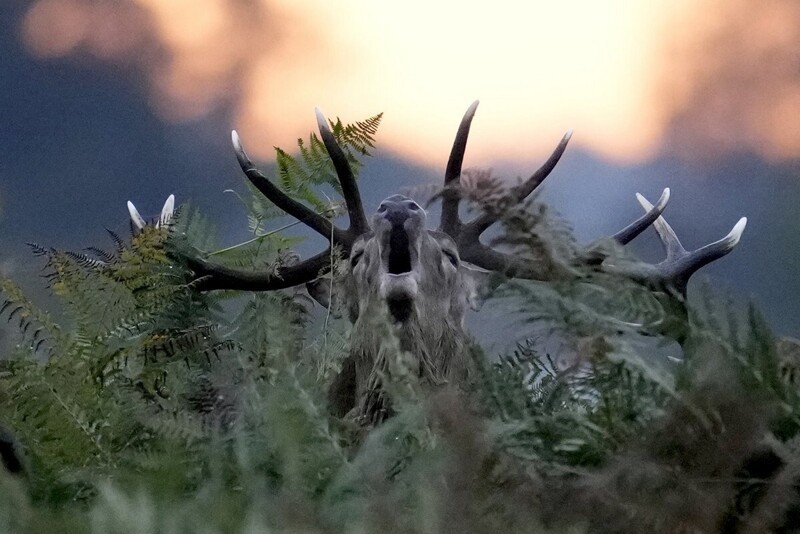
[184,110,370,291]
[127,194,175,231]
[438,101,746,296]
[180,101,744,301]
[440,107,577,277]
[604,194,747,297]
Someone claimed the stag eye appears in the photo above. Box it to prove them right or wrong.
[351,250,364,267]
[377,204,387,213]
[406,202,420,211]
[443,250,459,267]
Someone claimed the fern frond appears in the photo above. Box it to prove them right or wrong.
[84,246,117,264]
[0,276,61,356]
[104,228,127,256]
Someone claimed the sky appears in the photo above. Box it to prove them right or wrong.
[1,0,799,342]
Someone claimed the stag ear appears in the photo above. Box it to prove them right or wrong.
[459,264,501,311]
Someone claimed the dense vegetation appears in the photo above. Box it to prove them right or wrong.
[0,117,798,533]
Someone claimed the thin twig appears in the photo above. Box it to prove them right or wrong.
[208,220,304,256]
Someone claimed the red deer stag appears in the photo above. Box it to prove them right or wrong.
[130,102,746,424]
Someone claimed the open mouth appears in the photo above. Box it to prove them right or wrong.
[382,225,415,322]
[387,225,412,274]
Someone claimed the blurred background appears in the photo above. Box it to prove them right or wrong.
[0,0,798,349]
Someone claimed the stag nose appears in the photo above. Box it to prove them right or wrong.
[379,201,412,226]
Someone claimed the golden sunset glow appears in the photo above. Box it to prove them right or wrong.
[20,0,799,165]
[656,0,800,163]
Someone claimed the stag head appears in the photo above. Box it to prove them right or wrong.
[310,193,490,324]
[132,101,747,424]
[311,193,496,421]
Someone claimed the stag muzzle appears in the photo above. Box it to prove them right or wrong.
[374,196,425,322]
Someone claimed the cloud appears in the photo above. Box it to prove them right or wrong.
[20,0,291,121]
[18,0,800,164]
[655,0,800,163]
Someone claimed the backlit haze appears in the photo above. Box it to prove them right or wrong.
[3,0,800,341]
[20,0,800,165]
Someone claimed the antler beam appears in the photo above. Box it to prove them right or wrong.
[438,102,746,297]
[439,101,573,240]
[186,250,332,292]
[180,111,370,292]
[462,129,573,239]
[232,131,340,242]
[314,109,370,235]
[184,102,746,303]
[611,188,671,245]
[440,100,479,237]
[604,194,747,296]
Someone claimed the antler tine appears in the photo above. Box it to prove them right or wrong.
[157,194,175,228]
[631,193,747,294]
[635,193,684,259]
[185,249,333,292]
[127,201,146,230]
[176,129,363,293]
[440,100,480,237]
[232,131,342,243]
[511,129,573,201]
[314,109,370,235]
[612,188,670,245]
[462,130,573,237]
[681,217,747,270]
[579,188,671,266]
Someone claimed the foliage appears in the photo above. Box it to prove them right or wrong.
[274,113,382,213]
[0,115,798,533]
